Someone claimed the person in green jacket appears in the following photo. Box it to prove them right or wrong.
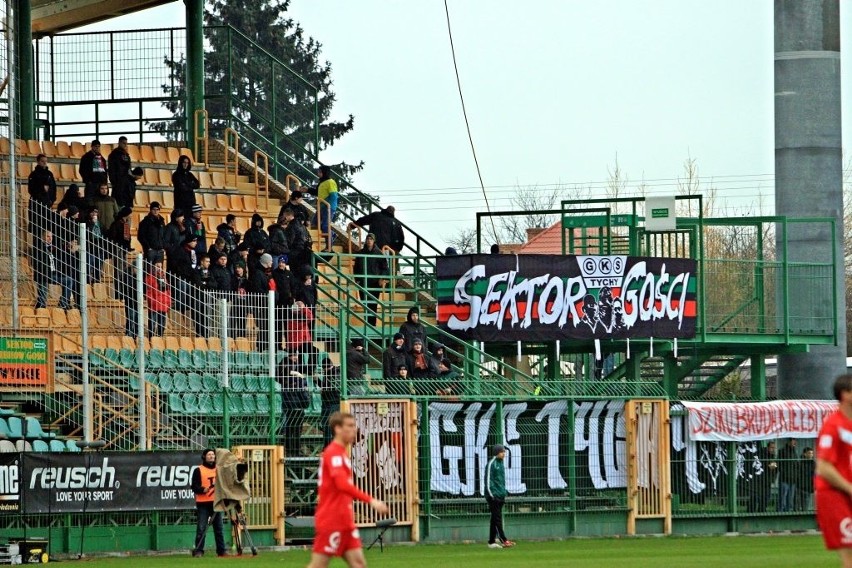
[485,445,515,549]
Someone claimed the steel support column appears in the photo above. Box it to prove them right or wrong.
[184,0,205,139]
[15,0,34,138]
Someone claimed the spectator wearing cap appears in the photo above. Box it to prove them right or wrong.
[108,136,132,205]
[249,253,276,350]
[138,201,167,259]
[244,213,271,270]
[312,165,338,250]
[216,214,242,254]
[27,153,57,239]
[172,154,200,214]
[278,190,310,227]
[84,206,107,283]
[228,242,250,276]
[55,205,82,309]
[145,259,171,337]
[170,233,199,313]
[346,338,370,395]
[283,208,311,275]
[389,364,411,396]
[108,206,134,253]
[79,140,108,199]
[399,306,427,353]
[348,205,405,255]
[87,182,120,237]
[444,247,459,255]
[293,269,316,307]
[272,255,294,307]
[192,253,216,337]
[382,332,411,385]
[209,252,232,291]
[485,445,514,548]
[187,204,208,255]
[410,338,439,387]
[33,229,73,310]
[354,233,388,327]
[229,262,250,339]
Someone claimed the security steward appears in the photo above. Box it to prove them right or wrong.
[191,448,227,557]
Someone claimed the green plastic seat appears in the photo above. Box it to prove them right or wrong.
[128,375,140,391]
[244,374,261,392]
[197,394,215,414]
[147,349,165,371]
[178,349,193,368]
[206,351,222,370]
[49,440,66,452]
[202,374,219,391]
[120,348,136,368]
[273,393,282,408]
[172,372,189,391]
[230,374,246,392]
[0,418,11,438]
[212,394,224,413]
[89,348,106,369]
[248,351,266,371]
[25,417,55,439]
[32,440,50,452]
[192,350,207,370]
[144,373,158,387]
[241,393,258,414]
[102,348,120,368]
[255,394,270,414]
[65,439,81,452]
[188,372,204,391]
[5,417,24,438]
[168,393,184,413]
[227,394,243,415]
[163,349,179,370]
[181,394,199,414]
[276,351,287,365]
[233,351,251,371]
[158,372,174,393]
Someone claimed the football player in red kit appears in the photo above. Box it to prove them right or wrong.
[308,411,389,568]
[816,374,852,568]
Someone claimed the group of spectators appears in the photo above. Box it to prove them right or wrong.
[748,439,815,513]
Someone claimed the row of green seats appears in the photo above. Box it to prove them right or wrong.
[133,372,280,393]
[91,348,288,373]
[167,392,283,415]
[0,439,81,453]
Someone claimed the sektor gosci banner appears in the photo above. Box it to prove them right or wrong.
[436,254,697,341]
[21,451,200,514]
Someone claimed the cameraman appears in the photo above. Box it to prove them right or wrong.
[191,449,227,557]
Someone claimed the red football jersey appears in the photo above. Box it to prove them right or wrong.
[315,441,373,531]
[816,409,852,492]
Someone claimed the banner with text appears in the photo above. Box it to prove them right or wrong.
[682,400,837,442]
[21,451,199,514]
[0,453,21,513]
[0,336,51,387]
[436,254,697,341]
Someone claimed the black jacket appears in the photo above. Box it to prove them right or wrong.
[353,244,388,282]
[210,264,232,291]
[346,345,369,381]
[399,308,427,352]
[248,267,274,295]
[79,150,107,185]
[216,223,241,253]
[193,267,217,292]
[278,358,310,408]
[278,201,311,226]
[267,223,289,256]
[244,214,270,253]
[169,245,197,281]
[172,156,200,211]
[163,215,186,257]
[284,221,310,268]
[27,166,57,207]
[353,209,405,252]
[272,267,294,306]
[32,238,59,284]
[107,147,131,187]
[382,344,411,379]
[137,213,166,254]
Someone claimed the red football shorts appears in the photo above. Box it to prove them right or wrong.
[313,527,362,557]
[817,489,852,550]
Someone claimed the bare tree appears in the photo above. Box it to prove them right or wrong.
[444,227,478,254]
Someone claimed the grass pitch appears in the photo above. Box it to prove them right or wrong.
[75,534,835,567]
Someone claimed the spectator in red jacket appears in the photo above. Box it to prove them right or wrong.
[145,260,171,336]
[286,300,317,365]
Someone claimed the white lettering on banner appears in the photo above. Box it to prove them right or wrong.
[574,400,626,489]
[535,400,569,490]
[30,458,117,490]
[670,405,706,494]
[135,465,197,488]
[429,402,493,496]
[503,403,527,494]
[446,258,692,334]
[682,400,837,441]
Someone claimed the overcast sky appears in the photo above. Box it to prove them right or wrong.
[79,1,852,250]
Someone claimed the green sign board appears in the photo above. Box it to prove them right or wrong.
[0,336,50,386]
[562,214,637,229]
[651,208,669,218]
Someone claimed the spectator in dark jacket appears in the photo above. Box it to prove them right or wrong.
[279,352,310,457]
[382,333,411,380]
[115,166,143,209]
[348,205,405,253]
[229,263,250,339]
[283,208,310,274]
[293,269,316,307]
[346,338,370,395]
[137,201,166,258]
[192,254,216,336]
[250,253,276,350]
[57,183,86,215]
[209,252,232,291]
[216,214,241,254]
[108,136,132,204]
[145,259,171,337]
[244,213,270,260]
[208,237,228,265]
[79,140,108,199]
[267,215,289,257]
[172,154,200,214]
[27,154,57,238]
[107,206,134,252]
[317,357,341,445]
[271,255,294,307]
[54,207,82,307]
[114,253,139,337]
[32,230,73,309]
[353,233,388,326]
[163,209,186,259]
[399,306,427,352]
[410,338,440,394]
[87,182,120,236]
[168,233,198,314]
[797,447,815,511]
[278,190,310,226]
[228,242,250,275]
[186,204,208,255]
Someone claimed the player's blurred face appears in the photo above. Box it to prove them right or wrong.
[336,417,357,445]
